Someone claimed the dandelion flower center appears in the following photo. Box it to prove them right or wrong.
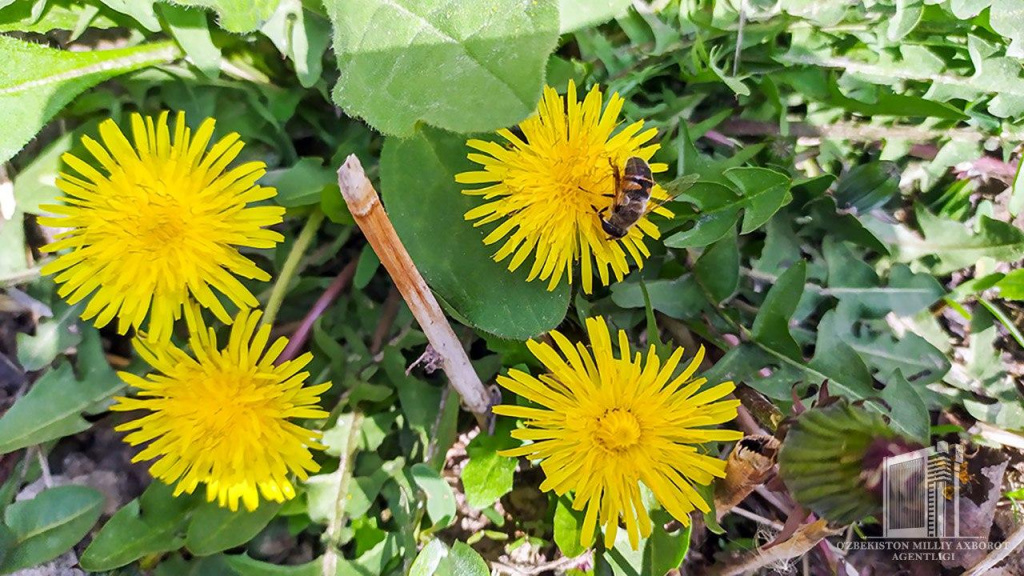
[40,111,285,342]
[593,408,642,452]
[456,81,673,294]
[493,317,743,550]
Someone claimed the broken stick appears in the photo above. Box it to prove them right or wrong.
[337,155,493,428]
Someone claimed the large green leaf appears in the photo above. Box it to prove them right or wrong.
[0,36,179,164]
[325,0,559,136]
[381,126,570,339]
[81,482,200,571]
[559,0,631,32]
[171,0,279,33]
[0,486,103,573]
[895,208,1024,273]
[185,501,282,556]
[823,238,942,317]
[0,327,121,454]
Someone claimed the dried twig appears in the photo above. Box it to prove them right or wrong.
[964,522,1024,576]
[708,518,839,576]
[336,155,493,427]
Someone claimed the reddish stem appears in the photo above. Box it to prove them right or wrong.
[278,260,358,363]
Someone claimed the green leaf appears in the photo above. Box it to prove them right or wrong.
[0,327,121,454]
[833,161,900,213]
[445,542,489,576]
[185,501,282,556]
[603,526,645,576]
[887,0,923,42]
[896,207,1024,273]
[832,310,950,386]
[81,482,200,571]
[261,0,331,88]
[171,0,278,33]
[353,246,381,291]
[996,269,1024,300]
[610,275,704,320]
[806,196,889,254]
[0,1,120,33]
[559,0,631,32]
[461,425,517,509]
[325,0,559,136]
[0,36,179,165]
[96,0,160,31]
[266,157,337,207]
[990,2,1024,59]
[410,464,456,529]
[694,231,739,304]
[0,486,103,573]
[723,167,792,234]
[750,261,806,362]
[410,539,448,576]
[553,495,587,558]
[336,531,401,575]
[225,555,321,576]
[879,370,930,444]
[158,3,220,78]
[381,126,569,339]
[643,519,690,576]
[824,239,943,317]
[15,300,83,371]
[1012,154,1024,218]
[12,130,73,215]
[807,310,876,401]
[665,167,791,248]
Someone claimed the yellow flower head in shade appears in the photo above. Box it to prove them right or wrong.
[456,81,671,294]
[494,317,743,550]
[39,111,285,343]
[111,306,330,511]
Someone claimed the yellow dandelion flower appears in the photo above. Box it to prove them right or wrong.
[494,317,742,550]
[40,111,284,343]
[111,305,330,512]
[456,81,672,294]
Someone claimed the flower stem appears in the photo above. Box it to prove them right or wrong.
[263,209,324,327]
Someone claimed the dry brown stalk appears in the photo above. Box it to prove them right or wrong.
[336,155,493,427]
[708,518,839,576]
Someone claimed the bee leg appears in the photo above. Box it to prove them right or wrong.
[608,158,620,182]
[591,204,608,217]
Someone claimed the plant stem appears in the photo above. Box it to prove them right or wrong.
[321,411,363,576]
[279,260,357,362]
[263,209,324,327]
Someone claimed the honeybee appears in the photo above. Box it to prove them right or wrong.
[592,158,698,239]
[594,157,657,239]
